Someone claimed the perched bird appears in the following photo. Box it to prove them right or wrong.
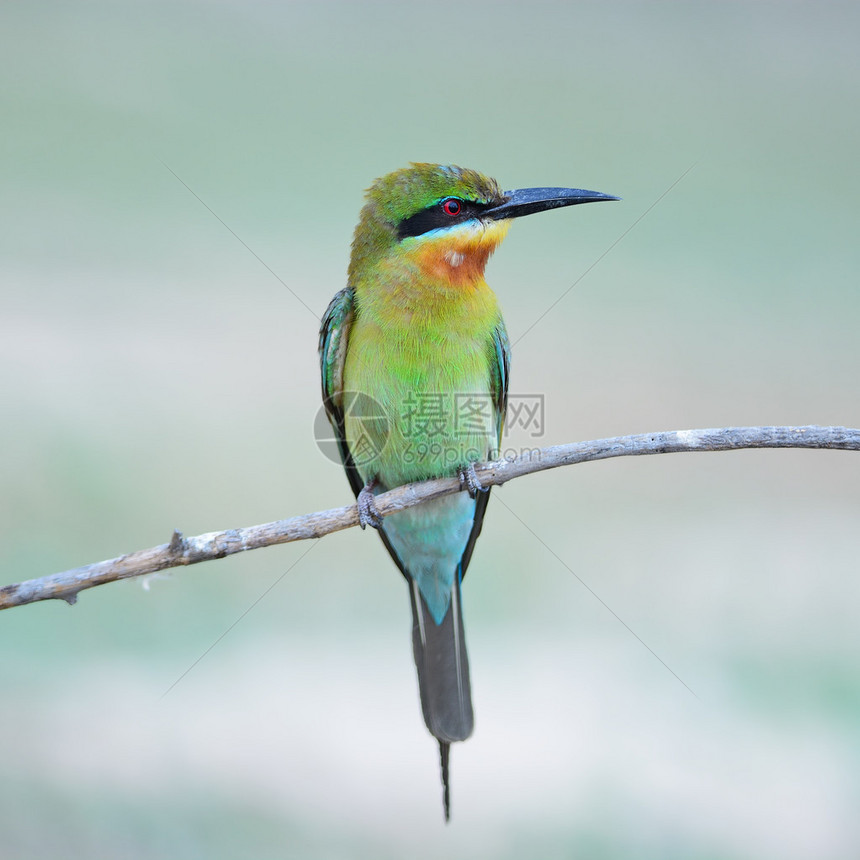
[319,163,616,819]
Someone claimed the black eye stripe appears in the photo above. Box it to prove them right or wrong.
[397,199,491,240]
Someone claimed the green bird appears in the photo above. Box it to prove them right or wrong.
[319,163,616,818]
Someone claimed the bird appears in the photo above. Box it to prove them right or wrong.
[319,163,616,819]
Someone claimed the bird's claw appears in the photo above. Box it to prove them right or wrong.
[458,462,487,499]
[357,481,384,530]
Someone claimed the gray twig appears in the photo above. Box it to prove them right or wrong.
[2,425,857,611]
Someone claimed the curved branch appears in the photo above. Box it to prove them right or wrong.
[2,425,858,611]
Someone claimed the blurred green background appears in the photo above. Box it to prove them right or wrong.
[2,2,860,857]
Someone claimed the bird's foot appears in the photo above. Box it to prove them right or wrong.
[458,462,487,499]
[357,479,384,530]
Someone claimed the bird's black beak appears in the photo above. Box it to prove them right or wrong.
[481,186,619,221]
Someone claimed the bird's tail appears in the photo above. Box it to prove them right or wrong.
[409,577,473,820]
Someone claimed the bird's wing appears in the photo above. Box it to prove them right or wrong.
[459,317,510,579]
[320,286,415,580]
[490,317,511,450]
[319,287,364,499]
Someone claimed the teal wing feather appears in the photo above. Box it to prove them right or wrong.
[319,287,364,499]
[319,287,353,412]
[490,318,510,450]
[459,317,510,578]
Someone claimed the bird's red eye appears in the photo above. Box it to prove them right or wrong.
[442,198,461,216]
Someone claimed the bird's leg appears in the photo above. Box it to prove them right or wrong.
[357,477,384,530]
[457,462,488,499]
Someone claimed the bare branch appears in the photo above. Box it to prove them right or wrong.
[2,425,858,612]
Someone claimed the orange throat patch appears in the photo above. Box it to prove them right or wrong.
[411,220,511,287]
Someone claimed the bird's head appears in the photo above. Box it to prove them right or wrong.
[349,163,617,289]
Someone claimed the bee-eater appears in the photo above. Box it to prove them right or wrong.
[319,163,616,819]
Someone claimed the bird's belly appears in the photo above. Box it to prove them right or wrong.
[343,369,496,489]
[342,311,499,488]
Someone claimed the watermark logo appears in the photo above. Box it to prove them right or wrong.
[314,391,546,465]
[402,392,544,439]
[505,394,544,438]
[313,391,390,467]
